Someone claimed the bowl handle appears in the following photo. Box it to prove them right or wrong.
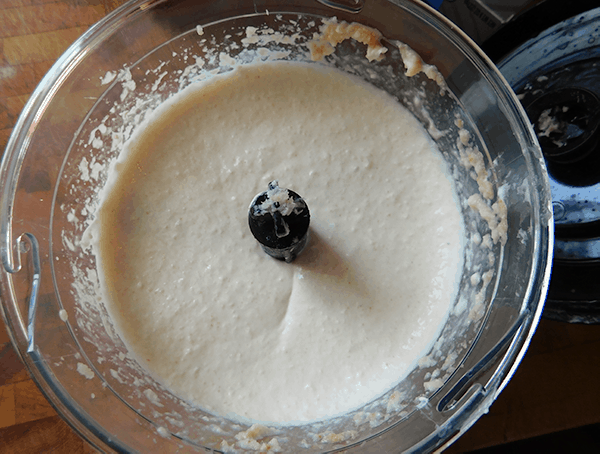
[1,232,41,353]
[437,308,530,414]
[316,0,365,14]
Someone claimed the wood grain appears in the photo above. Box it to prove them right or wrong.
[0,312,99,449]
[445,320,600,452]
[0,0,127,154]
[0,3,105,38]
[0,2,126,451]
[1,1,600,453]
[0,415,98,453]
[3,26,90,65]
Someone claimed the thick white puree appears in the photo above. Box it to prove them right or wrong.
[86,62,462,423]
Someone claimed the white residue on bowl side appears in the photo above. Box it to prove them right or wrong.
[151,71,169,92]
[157,426,170,438]
[221,424,283,453]
[76,362,95,380]
[396,42,447,93]
[423,378,444,392]
[308,18,387,62]
[314,430,358,444]
[468,194,508,245]
[143,388,164,407]
[100,70,117,85]
[110,368,125,384]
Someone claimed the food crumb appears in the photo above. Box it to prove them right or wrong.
[76,362,94,380]
[309,19,388,62]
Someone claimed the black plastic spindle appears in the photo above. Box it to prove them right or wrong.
[248,181,310,262]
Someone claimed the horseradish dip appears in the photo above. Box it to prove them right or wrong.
[84,62,463,424]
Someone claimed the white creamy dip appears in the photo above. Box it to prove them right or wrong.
[85,62,463,424]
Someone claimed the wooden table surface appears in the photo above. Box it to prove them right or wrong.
[2,1,600,453]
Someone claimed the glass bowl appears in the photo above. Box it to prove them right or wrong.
[0,0,553,452]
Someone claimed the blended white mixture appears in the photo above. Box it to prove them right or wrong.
[86,62,463,424]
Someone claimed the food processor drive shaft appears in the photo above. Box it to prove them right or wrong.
[248,181,310,262]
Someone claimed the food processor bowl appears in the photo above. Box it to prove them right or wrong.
[0,0,553,452]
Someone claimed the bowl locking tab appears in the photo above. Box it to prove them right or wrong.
[1,232,41,353]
